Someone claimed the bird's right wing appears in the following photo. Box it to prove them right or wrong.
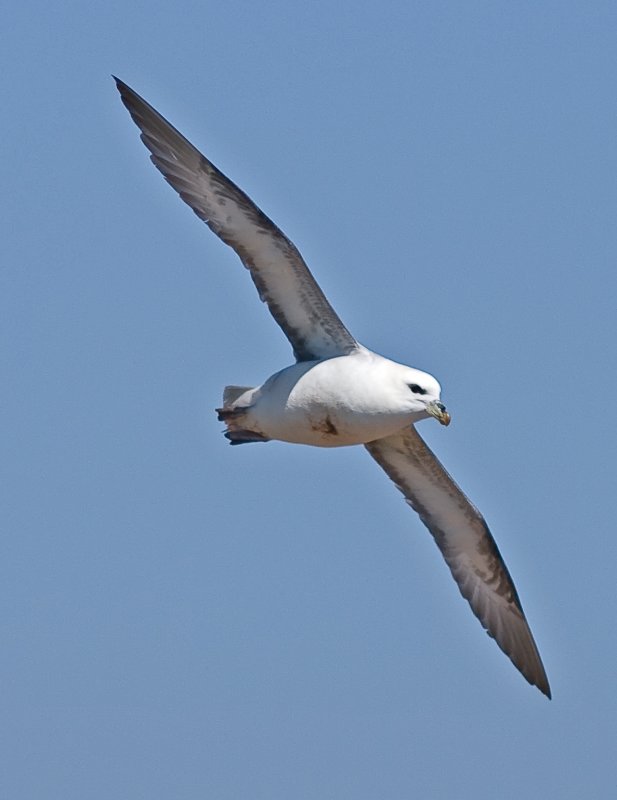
[115,78,359,363]
[365,426,550,697]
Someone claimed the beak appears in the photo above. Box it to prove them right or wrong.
[426,400,451,427]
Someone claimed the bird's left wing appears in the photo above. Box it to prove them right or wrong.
[114,78,358,362]
[365,426,551,697]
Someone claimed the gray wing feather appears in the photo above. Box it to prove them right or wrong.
[365,426,550,698]
[115,78,358,362]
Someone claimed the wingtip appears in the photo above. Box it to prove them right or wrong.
[526,644,552,699]
[519,647,552,699]
[113,75,128,93]
[525,662,551,699]
[538,680,552,700]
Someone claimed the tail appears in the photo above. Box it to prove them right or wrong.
[222,385,254,406]
[216,385,269,445]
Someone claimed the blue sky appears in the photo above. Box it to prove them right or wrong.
[3,1,617,797]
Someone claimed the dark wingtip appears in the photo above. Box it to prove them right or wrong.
[523,656,551,699]
[527,667,551,699]
[539,680,552,700]
[531,654,551,699]
[113,76,135,104]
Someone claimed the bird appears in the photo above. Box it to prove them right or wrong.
[114,77,551,698]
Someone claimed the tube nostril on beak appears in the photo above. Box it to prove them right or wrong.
[426,400,451,426]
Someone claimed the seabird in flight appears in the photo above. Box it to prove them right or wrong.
[115,78,550,698]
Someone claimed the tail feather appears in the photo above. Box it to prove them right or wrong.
[223,385,254,405]
[224,429,269,445]
[217,384,268,445]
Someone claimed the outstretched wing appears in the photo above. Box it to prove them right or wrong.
[365,426,550,697]
[115,78,358,362]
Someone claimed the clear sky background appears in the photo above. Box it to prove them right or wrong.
[2,1,616,798]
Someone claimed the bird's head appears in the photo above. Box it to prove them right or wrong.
[399,367,451,426]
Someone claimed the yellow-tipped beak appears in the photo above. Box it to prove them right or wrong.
[427,401,451,426]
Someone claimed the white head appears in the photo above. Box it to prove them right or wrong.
[397,365,451,426]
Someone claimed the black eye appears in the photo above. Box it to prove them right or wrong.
[409,383,427,395]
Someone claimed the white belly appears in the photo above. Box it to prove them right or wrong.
[243,354,426,447]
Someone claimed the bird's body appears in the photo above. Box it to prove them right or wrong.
[115,77,551,697]
[219,350,441,447]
